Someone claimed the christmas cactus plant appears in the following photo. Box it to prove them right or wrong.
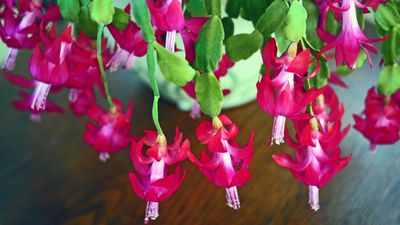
[1,0,400,223]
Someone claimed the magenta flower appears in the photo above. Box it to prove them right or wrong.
[129,129,190,223]
[188,115,254,210]
[146,0,185,51]
[107,5,147,71]
[12,91,64,122]
[353,87,400,151]
[4,72,64,122]
[83,99,133,162]
[0,0,41,70]
[146,0,185,32]
[29,23,73,111]
[68,88,96,117]
[273,120,351,211]
[0,0,61,70]
[317,0,387,69]
[66,32,112,96]
[257,39,324,145]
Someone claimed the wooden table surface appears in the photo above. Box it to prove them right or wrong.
[0,52,399,225]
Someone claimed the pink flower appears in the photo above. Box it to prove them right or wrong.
[317,0,387,69]
[129,129,190,224]
[188,115,254,210]
[4,73,64,122]
[68,88,96,117]
[0,0,60,70]
[29,23,73,111]
[66,33,111,96]
[257,39,324,145]
[353,87,400,151]
[146,0,185,52]
[107,5,147,71]
[12,91,64,122]
[83,99,133,161]
[146,0,185,32]
[0,0,40,70]
[273,120,351,211]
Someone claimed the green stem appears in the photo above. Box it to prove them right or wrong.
[147,43,164,135]
[304,78,315,116]
[305,78,320,130]
[96,24,115,111]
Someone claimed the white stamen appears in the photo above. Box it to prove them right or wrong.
[144,202,159,224]
[2,48,18,70]
[165,30,176,52]
[124,53,136,70]
[271,115,286,145]
[225,186,240,210]
[308,185,320,211]
[30,82,51,110]
[99,152,110,162]
[68,89,79,102]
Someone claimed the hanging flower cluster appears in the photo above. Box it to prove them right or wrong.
[354,87,400,152]
[1,0,399,223]
[129,129,189,223]
[188,115,254,210]
[272,86,351,211]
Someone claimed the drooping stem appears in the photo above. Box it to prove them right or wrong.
[147,43,164,135]
[304,76,320,130]
[304,78,315,116]
[96,24,116,112]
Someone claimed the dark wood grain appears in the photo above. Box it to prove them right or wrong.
[0,51,399,225]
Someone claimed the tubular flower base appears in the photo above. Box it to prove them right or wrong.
[353,87,400,152]
[129,129,190,224]
[188,115,254,210]
[83,99,134,161]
